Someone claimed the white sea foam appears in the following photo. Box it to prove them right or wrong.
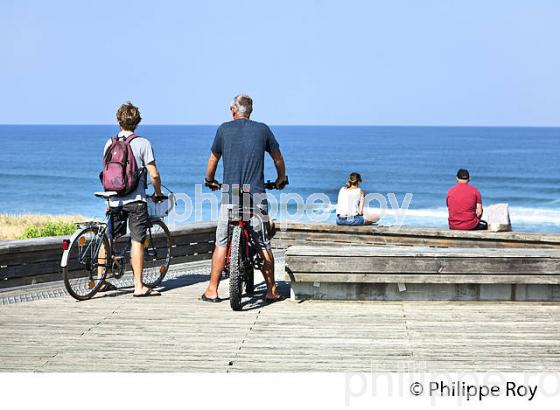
[363,206,560,228]
[296,201,560,228]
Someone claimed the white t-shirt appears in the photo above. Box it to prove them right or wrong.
[103,130,155,207]
[336,187,362,217]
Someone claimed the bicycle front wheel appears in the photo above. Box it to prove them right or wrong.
[229,225,244,311]
[142,219,172,288]
[244,263,255,295]
[62,226,109,301]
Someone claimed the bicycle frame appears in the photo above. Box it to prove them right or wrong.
[60,209,129,271]
[224,207,265,273]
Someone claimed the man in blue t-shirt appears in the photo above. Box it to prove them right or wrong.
[201,95,287,303]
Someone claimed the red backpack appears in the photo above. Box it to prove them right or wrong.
[100,134,140,195]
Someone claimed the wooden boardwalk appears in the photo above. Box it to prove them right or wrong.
[1,259,560,372]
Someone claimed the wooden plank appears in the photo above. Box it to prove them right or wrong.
[275,231,560,249]
[0,223,217,285]
[272,223,560,251]
[172,233,216,247]
[2,269,560,373]
[286,273,560,284]
[3,219,560,290]
[0,248,64,266]
[286,256,560,274]
[286,245,560,258]
[0,222,217,256]
[0,271,64,288]
[280,222,560,244]
[172,241,214,257]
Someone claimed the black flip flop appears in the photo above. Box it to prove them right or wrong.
[133,289,161,297]
[98,282,118,292]
[199,294,221,303]
[264,294,286,304]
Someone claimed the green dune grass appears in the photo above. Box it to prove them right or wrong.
[0,214,88,240]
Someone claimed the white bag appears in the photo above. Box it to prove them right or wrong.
[487,203,512,232]
[147,193,175,219]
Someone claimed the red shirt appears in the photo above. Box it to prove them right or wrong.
[446,183,482,230]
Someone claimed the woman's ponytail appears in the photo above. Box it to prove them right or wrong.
[345,172,362,188]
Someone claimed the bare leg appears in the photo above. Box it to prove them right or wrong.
[98,241,106,279]
[203,245,227,299]
[259,249,281,299]
[364,213,380,225]
[131,240,151,295]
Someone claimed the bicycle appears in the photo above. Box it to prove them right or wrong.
[60,191,173,301]
[205,177,289,311]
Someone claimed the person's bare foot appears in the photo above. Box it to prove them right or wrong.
[133,286,160,297]
[202,290,218,299]
[264,293,285,303]
[200,293,221,303]
[265,288,284,299]
[133,288,161,297]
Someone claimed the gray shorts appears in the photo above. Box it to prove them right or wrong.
[215,204,271,250]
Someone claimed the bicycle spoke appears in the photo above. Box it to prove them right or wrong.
[142,220,172,288]
[63,227,109,300]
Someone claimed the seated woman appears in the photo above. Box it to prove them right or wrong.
[336,172,380,226]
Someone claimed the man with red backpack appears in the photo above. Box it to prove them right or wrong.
[101,101,165,297]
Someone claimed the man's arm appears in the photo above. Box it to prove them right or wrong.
[205,152,221,181]
[475,189,483,219]
[205,152,221,190]
[146,161,163,198]
[270,150,287,189]
[476,203,483,219]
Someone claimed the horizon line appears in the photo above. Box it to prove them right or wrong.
[1,123,560,128]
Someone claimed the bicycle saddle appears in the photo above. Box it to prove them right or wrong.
[94,191,118,198]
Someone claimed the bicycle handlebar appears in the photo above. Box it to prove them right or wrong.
[205,176,289,191]
[150,194,169,202]
[264,176,289,190]
[204,179,222,190]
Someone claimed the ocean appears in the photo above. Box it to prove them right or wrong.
[1,125,559,232]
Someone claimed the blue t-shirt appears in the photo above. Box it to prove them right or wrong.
[211,119,280,203]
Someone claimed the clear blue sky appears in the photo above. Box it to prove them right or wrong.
[1,0,560,126]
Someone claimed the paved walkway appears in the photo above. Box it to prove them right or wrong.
[1,260,560,372]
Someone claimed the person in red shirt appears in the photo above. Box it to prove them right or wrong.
[446,169,488,230]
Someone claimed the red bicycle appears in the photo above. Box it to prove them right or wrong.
[206,177,288,310]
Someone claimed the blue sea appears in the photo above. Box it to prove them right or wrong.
[1,125,559,232]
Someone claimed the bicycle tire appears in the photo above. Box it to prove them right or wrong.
[229,225,243,311]
[63,226,109,301]
[142,219,172,288]
[245,263,254,295]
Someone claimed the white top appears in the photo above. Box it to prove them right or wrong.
[336,187,362,217]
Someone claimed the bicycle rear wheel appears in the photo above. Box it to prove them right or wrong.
[229,225,243,311]
[63,226,109,301]
[142,219,172,288]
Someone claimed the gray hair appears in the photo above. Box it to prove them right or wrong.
[231,94,253,118]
